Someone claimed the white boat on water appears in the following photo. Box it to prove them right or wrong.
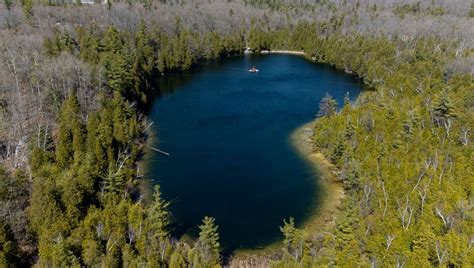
[249,66,259,73]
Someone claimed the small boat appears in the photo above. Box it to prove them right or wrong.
[248,66,259,73]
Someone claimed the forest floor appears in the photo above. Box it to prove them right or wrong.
[228,121,345,266]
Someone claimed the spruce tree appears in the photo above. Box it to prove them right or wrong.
[432,88,456,126]
[197,216,220,265]
[147,185,170,239]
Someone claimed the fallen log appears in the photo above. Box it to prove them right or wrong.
[148,146,170,156]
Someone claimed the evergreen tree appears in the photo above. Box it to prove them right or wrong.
[76,26,101,64]
[280,217,304,261]
[20,0,33,21]
[55,92,85,168]
[132,23,155,103]
[432,88,457,126]
[104,27,123,54]
[103,161,125,196]
[0,220,20,267]
[340,159,360,191]
[147,185,170,240]
[317,92,338,117]
[196,216,220,265]
[330,136,346,166]
[169,249,187,267]
[4,0,13,11]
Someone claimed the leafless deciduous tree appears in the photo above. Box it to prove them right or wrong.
[435,241,447,265]
[0,32,99,169]
[459,127,470,146]
[397,195,413,230]
[385,234,395,250]
[435,206,454,230]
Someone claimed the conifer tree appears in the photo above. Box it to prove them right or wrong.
[169,249,187,267]
[340,159,360,191]
[317,92,338,117]
[103,162,124,196]
[0,220,19,266]
[280,217,304,261]
[4,0,13,11]
[132,23,155,103]
[56,92,85,168]
[197,216,220,265]
[147,185,170,240]
[20,0,33,22]
[432,88,457,126]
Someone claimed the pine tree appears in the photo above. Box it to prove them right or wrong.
[317,92,338,117]
[197,216,220,265]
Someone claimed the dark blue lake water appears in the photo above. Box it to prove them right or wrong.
[145,54,363,250]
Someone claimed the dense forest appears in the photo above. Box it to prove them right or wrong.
[1,0,473,267]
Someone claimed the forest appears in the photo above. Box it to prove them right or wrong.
[0,0,473,267]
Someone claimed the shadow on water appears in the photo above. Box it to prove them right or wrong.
[143,54,364,254]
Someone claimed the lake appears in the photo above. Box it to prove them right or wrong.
[144,54,363,250]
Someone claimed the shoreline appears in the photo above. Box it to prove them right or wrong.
[269,50,305,56]
[230,121,345,264]
[289,122,344,232]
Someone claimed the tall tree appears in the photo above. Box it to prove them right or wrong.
[432,88,457,126]
[55,92,85,168]
[147,185,170,240]
[317,92,338,117]
[280,217,304,261]
[196,216,220,265]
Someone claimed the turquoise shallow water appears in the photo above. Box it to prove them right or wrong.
[145,54,363,250]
